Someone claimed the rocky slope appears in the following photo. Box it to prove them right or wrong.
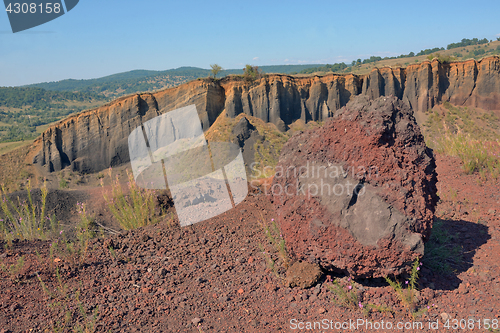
[31,57,500,174]
[1,154,499,332]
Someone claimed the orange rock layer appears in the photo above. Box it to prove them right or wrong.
[31,57,500,173]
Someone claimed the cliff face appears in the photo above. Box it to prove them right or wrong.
[32,80,225,173]
[32,56,500,173]
[223,74,361,131]
[365,57,500,113]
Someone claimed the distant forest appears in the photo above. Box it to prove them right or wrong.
[292,37,498,74]
[0,87,106,142]
[26,65,323,96]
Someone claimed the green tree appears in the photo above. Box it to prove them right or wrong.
[210,64,223,79]
[243,65,263,81]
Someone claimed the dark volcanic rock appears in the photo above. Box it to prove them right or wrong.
[231,117,256,148]
[230,116,263,169]
[271,95,438,278]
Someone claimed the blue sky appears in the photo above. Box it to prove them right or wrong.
[1,0,499,86]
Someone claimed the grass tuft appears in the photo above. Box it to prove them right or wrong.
[37,269,99,332]
[432,132,500,176]
[257,216,291,282]
[327,276,392,317]
[328,277,359,309]
[0,255,25,282]
[385,257,429,319]
[0,180,58,242]
[101,168,161,230]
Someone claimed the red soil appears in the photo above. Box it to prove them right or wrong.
[0,153,499,332]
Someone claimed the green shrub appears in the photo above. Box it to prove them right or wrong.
[0,180,58,241]
[258,216,291,282]
[385,258,429,319]
[243,65,264,81]
[427,53,456,63]
[101,169,162,230]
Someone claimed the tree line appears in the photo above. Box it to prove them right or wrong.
[0,87,107,142]
[0,87,105,109]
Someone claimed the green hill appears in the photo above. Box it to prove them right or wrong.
[0,87,107,142]
[25,65,325,99]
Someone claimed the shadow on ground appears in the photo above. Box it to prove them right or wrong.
[420,217,489,291]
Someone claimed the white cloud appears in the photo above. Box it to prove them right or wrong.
[253,57,259,61]
[496,33,500,37]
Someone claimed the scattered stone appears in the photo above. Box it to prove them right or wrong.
[458,283,468,294]
[318,307,326,314]
[9,303,19,312]
[440,313,450,322]
[285,261,323,288]
[159,268,167,277]
[218,295,229,302]
[191,317,202,325]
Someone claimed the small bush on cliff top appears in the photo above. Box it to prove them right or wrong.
[243,65,264,81]
[426,53,456,63]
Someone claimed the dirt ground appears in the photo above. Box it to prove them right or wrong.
[0,153,499,332]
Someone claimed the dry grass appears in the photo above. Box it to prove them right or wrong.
[101,169,166,230]
[0,144,34,192]
[0,140,33,156]
[432,132,500,177]
[422,102,500,178]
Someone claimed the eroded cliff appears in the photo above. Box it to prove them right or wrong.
[31,56,500,173]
